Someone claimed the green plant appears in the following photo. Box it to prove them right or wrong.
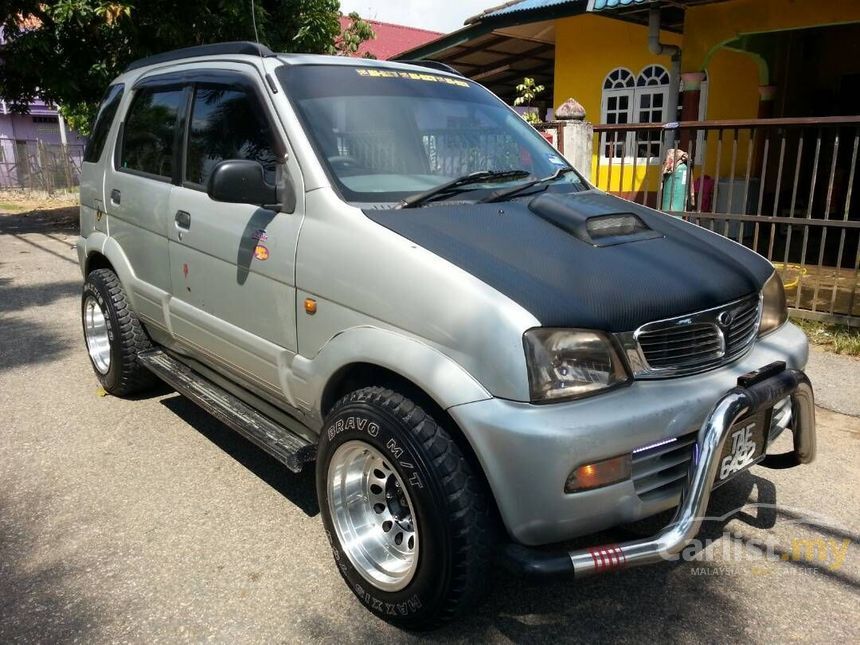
[793,317,860,357]
[513,77,545,125]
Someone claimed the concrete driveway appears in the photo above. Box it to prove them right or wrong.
[1,207,858,644]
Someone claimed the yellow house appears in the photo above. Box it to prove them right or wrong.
[397,0,860,202]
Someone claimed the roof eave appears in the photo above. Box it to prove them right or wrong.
[393,1,587,60]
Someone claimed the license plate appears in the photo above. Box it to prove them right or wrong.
[715,409,771,485]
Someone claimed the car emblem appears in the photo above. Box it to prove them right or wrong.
[717,310,733,327]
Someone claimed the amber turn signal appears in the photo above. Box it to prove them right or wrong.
[564,454,631,493]
[304,298,317,315]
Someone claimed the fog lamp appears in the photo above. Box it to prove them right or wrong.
[564,454,632,493]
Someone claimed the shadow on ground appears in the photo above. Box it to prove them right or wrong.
[159,393,320,517]
[0,206,79,235]
[0,276,80,315]
[0,273,79,373]
[0,491,99,642]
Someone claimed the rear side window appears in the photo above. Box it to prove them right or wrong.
[120,87,185,179]
[84,84,124,163]
[185,85,278,186]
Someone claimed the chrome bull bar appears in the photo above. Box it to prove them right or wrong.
[504,361,816,578]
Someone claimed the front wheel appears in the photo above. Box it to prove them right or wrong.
[317,387,492,629]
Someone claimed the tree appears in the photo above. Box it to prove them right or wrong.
[513,77,545,125]
[333,11,375,58]
[0,1,374,134]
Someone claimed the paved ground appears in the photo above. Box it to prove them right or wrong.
[806,348,860,417]
[1,207,859,644]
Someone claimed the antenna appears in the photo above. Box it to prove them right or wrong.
[250,0,278,94]
[250,0,264,60]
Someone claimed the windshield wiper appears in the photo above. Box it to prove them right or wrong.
[398,169,531,208]
[479,167,576,203]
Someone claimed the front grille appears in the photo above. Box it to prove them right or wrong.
[637,323,722,368]
[632,401,794,503]
[622,295,761,377]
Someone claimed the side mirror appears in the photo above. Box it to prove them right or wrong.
[207,159,279,208]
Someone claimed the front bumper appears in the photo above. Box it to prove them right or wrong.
[502,361,815,577]
[447,322,810,545]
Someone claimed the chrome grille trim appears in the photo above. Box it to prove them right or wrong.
[616,294,762,378]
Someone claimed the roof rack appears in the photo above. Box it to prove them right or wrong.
[124,41,273,72]
[398,60,463,76]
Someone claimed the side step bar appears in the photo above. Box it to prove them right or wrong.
[138,349,316,472]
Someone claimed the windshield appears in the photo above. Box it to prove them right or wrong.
[277,64,587,205]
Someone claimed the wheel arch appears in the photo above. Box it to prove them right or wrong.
[319,360,503,530]
[84,251,115,275]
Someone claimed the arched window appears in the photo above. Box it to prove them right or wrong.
[600,68,635,158]
[637,65,670,87]
[600,64,672,160]
[604,68,635,91]
[634,65,670,159]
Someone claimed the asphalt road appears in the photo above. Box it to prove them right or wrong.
[1,208,859,644]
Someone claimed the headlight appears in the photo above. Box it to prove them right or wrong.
[759,271,788,336]
[523,328,630,402]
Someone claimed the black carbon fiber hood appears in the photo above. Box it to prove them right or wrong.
[365,191,774,332]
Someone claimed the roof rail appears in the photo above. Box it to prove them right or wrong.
[124,41,274,72]
[398,60,463,76]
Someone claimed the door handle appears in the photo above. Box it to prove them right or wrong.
[110,189,121,205]
[175,210,191,230]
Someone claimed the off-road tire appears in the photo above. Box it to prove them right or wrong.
[317,386,492,630]
[81,268,156,395]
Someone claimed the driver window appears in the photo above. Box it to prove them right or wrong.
[185,84,278,188]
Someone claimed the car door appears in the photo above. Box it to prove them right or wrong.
[104,82,188,331]
[166,70,303,404]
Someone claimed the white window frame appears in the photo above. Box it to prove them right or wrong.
[600,65,671,163]
[599,68,635,161]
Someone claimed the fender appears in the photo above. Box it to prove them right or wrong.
[80,232,172,334]
[289,326,492,424]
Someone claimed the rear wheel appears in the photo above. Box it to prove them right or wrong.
[317,386,492,629]
[81,268,155,395]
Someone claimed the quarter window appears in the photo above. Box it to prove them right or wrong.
[185,85,277,187]
[120,87,184,179]
[84,84,124,163]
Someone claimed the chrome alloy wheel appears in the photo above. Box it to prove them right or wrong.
[83,295,111,374]
[328,440,419,591]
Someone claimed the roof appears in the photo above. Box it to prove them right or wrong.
[124,42,273,72]
[338,17,442,60]
[467,0,580,24]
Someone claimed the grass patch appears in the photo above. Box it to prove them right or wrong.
[794,317,860,357]
[0,201,27,212]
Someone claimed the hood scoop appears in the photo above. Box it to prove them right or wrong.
[528,193,664,247]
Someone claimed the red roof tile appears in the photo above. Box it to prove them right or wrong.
[338,17,442,60]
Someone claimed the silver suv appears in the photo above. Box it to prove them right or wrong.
[77,42,816,628]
